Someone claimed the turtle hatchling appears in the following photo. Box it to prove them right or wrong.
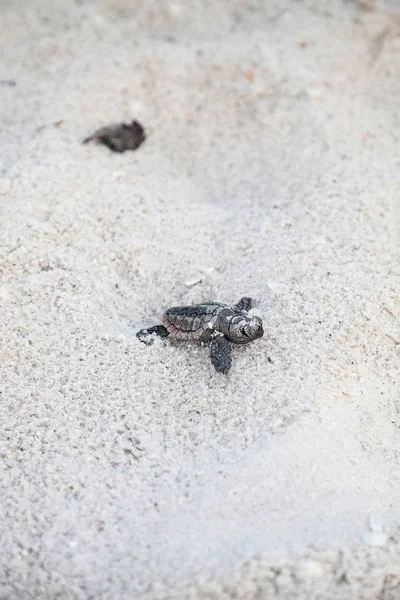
[136,297,263,374]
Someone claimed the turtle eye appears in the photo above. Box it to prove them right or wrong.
[241,327,249,337]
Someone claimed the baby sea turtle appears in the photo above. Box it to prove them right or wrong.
[136,297,263,374]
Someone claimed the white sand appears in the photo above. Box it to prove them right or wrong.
[1,1,399,598]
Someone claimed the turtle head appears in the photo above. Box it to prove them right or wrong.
[226,315,264,344]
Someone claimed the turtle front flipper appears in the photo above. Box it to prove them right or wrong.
[234,297,253,313]
[210,334,232,374]
[136,325,169,344]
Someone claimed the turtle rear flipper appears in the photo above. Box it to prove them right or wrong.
[137,325,169,345]
[210,334,232,374]
[234,297,253,313]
